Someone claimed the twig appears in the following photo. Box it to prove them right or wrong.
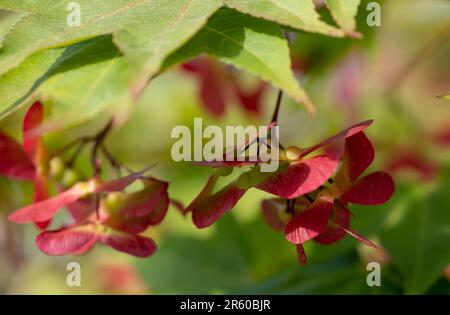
[94,193,100,221]
[271,90,283,124]
[67,140,87,167]
[101,145,135,174]
[50,136,93,158]
[286,198,296,218]
[91,120,113,177]
[305,194,314,203]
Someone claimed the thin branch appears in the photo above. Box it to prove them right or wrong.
[305,194,314,203]
[50,136,93,158]
[91,120,113,177]
[94,193,100,221]
[271,90,283,124]
[286,198,296,218]
[67,140,87,167]
[101,145,135,174]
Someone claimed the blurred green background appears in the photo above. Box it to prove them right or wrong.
[0,0,449,294]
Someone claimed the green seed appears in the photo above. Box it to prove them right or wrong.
[49,157,65,180]
[105,192,125,213]
[62,169,79,187]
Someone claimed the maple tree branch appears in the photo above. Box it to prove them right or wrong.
[66,140,87,167]
[91,120,113,177]
[102,145,135,175]
[286,198,296,218]
[89,120,113,221]
[50,136,93,158]
[270,90,283,124]
[305,194,314,204]
[94,193,101,222]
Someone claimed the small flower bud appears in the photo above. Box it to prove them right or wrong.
[285,146,302,161]
[49,157,65,180]
[105,192,125,213]
[62,168,79,187]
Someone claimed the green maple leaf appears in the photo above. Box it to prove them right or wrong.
[0,6,318,122]
[224,0,345,37]
[0,9,26,49]
[165,8,315,113]
[0,36,130,129]
[326,0,361,37]
[113,0,223,99]
[0,1,365,122]
[0,0,222,85]
[0,0,222,124]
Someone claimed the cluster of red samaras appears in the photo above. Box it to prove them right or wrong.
[185,120,395,265]
[3,102,169,258]
[3,102,395,265]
